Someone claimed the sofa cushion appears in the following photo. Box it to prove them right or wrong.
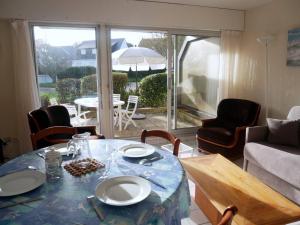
[267,118,299,147]
[197,127,234,145]
[244,142,300,188]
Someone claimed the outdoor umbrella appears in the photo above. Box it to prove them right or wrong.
[112,47,166,90]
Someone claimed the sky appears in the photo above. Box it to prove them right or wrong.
[33,26,163,46]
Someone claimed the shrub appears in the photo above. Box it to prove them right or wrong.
[79,72,128,96]
[40,94,50,107]
[113,72,128,95]
[81,74,97,96]
[139,73,167,107]
[56,78,81,103]
[57,66,96,80]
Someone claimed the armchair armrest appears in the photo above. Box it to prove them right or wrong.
[245,126,268,143]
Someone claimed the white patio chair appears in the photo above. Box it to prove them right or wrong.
[121,95,139,129]
[113,94,121,126]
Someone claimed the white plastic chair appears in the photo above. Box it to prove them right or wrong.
[121,95,139,129]
[113,94,121,126]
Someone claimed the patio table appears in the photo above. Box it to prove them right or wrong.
[74,97,125,131]
[0,139,190,225]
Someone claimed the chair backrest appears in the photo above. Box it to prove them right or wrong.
[27,108,51,134]
[287,106,300,120]
[217,206,238,225]
[113,94,121,102]
[217,98,260,130]
[141,129,180,156]
[45,105,72,127]
[126,95,139,112]
[31,126,77,150]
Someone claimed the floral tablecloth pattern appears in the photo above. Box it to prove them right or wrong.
[0,139,190,225]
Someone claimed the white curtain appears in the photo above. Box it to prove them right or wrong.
[218,30,242,102]
[11,20,40,154]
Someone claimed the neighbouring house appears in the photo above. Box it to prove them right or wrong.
[72,38,130,67]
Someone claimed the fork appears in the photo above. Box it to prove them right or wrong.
[86,195,105,221]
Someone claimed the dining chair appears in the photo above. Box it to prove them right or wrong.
[141,129,180,156]
[30,126,78,150]
[218,205,238,225]
[121,95,139,129]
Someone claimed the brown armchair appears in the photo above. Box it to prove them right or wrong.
[197,98,260,158]
[28,105,104,149]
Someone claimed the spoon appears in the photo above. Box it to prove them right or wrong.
[139,156,163,166]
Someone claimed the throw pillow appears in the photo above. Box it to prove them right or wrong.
[267,118,299,146]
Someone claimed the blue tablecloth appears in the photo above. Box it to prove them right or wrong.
[0,139,190,225]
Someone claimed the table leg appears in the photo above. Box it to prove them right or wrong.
[78,104,81,115]
[118,105,122,131]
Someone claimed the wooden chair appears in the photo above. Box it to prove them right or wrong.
[141,129,180,156]
[218,205,238,225]
[30,126,78,150]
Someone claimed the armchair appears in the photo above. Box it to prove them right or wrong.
[197,98,260,158]
[28,105,104,149]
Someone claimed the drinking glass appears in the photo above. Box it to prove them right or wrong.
[98,143,116,179]
[67,132,91,157]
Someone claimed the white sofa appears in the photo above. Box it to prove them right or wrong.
[243,106,300,205]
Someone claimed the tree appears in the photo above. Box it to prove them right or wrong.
[35,40,74,80]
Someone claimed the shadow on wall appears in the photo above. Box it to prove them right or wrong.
[178,74,218,115]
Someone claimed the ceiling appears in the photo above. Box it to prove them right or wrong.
[134,0,273,10]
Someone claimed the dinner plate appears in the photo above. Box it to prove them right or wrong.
[0,170,46,197]
[95,176,151,206]
[119,143,155,158]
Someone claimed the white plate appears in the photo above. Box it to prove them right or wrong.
[119,143,155,158]
[0,170,46,197]
[95,176,151,206]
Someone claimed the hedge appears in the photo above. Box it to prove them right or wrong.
[139,73,167,107]
[112,72,128,95]
[80,72,128,96]
[57,66,96,80]
[56,78,81,103]
[81,74,97,96]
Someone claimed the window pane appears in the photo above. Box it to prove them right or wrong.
[32,26,100,132]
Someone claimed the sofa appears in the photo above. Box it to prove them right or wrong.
[244,106,300,205]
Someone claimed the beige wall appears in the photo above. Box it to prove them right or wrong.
[237,0,300,120]
[0,20,19,158]
[0,0,244,31]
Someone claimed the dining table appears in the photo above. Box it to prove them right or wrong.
[74,97,125,131]
[0,139,190,225]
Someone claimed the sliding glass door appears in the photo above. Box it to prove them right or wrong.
[31,25,101,132]
[169,33,221,131]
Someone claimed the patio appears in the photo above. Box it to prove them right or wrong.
[73,110,201,138]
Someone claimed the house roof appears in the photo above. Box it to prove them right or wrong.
[78,38,127,50]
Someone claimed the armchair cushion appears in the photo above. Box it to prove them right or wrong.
[197,127,234,145]
[267,118,299,147]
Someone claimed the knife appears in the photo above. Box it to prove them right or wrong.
[139,174,167,189]
[86,195,105,221]
[0,196,44,209]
